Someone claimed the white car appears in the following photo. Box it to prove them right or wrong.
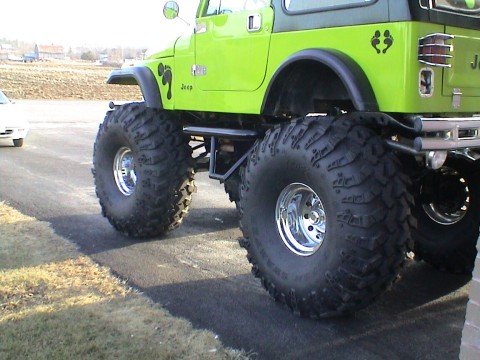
[0,90,29,147]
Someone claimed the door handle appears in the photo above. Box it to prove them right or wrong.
[195,23,207,34]
[247,14,262,32]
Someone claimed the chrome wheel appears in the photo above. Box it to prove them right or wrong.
[275,183,326,256]
[423,201,468,225]
[421,167,470,226]
[113,147,137,196]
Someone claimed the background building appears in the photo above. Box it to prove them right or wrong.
[0,44,14,60]
[34,44,65,60]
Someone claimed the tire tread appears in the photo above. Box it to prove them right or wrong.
[239,115,414,317]
[93,103,195,238]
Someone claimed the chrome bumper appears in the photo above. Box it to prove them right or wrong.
[412,116,480,152]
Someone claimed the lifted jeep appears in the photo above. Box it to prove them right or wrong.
[93,0,480,318]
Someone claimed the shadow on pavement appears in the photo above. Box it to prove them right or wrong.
[141,261,470,360]
[45,206,240,256]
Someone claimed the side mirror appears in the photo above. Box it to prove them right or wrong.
[163,1,180,20]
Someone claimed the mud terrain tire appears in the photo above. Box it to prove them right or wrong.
[413,158,480,274]
[93,103,195,238]
[239,115,414,318]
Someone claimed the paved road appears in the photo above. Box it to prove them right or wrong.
[0,101,471,359]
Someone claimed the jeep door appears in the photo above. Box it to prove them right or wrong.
[195,0,273,91]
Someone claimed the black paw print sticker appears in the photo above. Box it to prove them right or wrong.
[371,30,394,54]
[158,63,173,100]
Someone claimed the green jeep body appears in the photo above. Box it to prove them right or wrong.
[96,0,480,318]
[111,0,480,117]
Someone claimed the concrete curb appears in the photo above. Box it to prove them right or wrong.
[460,238,480,360]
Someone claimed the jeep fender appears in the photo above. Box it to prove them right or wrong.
[262,49,378,115]
[107,66,163,109]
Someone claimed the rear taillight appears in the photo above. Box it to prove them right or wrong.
[418,33,454,68]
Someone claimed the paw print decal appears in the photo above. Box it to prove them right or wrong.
[371,30,394,54]
[158,63,173,100]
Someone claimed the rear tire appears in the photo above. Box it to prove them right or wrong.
[239,115,414,318]
[13,138,24,147]
[93,103,195,238]
[412,158,480,274]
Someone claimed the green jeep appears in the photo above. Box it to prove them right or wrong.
[93,0,480,318]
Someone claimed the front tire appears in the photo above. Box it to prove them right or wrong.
[13,138,24,147]
[93,103,195,238]
[239,116,414,318]
[224,167,244,210]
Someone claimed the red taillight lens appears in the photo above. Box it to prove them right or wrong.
[418,33,454,68]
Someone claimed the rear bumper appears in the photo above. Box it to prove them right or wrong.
[412,115,480,151]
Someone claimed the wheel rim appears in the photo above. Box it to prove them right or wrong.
[275,183,326,256]
[113,147,137,196]
[421,167,470,226]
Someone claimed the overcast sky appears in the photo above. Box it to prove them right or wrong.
[1,0,199,48]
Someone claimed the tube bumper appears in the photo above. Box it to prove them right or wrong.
[412,116,480,151]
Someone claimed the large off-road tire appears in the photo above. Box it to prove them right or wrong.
[93,103,195,238]
[412,158,480,274]
[239,115,414,318]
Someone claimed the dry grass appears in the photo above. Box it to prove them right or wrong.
[0,203,248,360]
[0,61,142,101]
